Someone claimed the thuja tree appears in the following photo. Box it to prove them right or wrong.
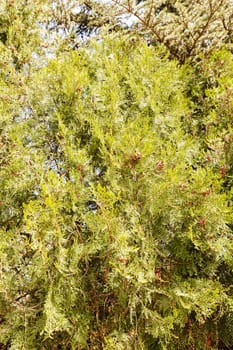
[1,30,233,349]
[180,47,233,349]
[184,48,233,188]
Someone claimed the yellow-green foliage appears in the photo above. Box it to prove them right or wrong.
[1,2,233,349]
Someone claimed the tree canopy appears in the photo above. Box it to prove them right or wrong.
[1,1,233,349]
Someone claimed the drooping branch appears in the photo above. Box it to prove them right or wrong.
[109,0,233,61]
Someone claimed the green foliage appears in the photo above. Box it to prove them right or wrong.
[108,0,233,62]
[185,48,233,192]
[1,2,233,349]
